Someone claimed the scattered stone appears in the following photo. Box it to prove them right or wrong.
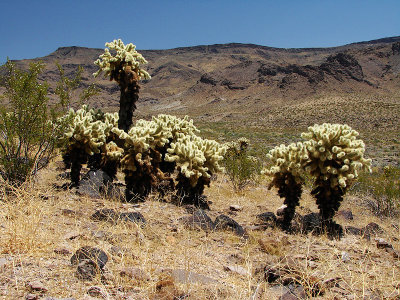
[90,208,118,222]
[61,209,82,217]
[71,246,108,270]
[341,251,351,262]
[0,257,8,268]
[276,205,287,216]
[26,280,48,293]
[301,213,321,233]
[229,204,243,211]
[375,238,393,249]
[256,212,277,227]
[77,170,112,198]
[345,226,362,236]
[337,209,354,220]
[64,231,82,241]
[362,222,384,239]
[214,214,248,238]
[179,209,214,231]
[54,247,71,255]
[119,212,146,225]
[76,259,97,280]
[120,267,151,282]
[251,283,265,300]
[26,294,39,300]
[385,247,400,259]
[279,285,306,300]
[87,286,108,298]
[149,276,186,300]
[223,265,250,276]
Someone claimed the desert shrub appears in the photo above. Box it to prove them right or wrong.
[353,165,400,217]
[0,61,57,185]
[223,138,262,192]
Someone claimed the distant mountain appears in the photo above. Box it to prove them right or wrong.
[3,37,400,131]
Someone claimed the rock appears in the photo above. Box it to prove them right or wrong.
[87,286,108,298]
[54,247,71,255]
[276,205,287,216]
[26,294,39,300]
[279,286,306,300]
[223,265,250,276]
[167,269,218,285]
[214,214,248,238]
[345,226,362,236]
[337,209,354,220]
[375,238,393,249]
[179,209,214,231]
[90,208,118,222]
[301,213,321,233]
[0,257,8,268]
[119,267,150,282]
[362,222,384,239]
[229,204,243,211]
[256,212,277,226]
[61,209,82,217]
[77,170,112,198]
[76,260,97,280]
[119,212,146,225]
[341,251,351,262]
[150,276,186,300]
[26,280,48,293]
[71,246,108,270]
[63,231,82,240]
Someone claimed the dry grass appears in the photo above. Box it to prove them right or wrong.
[0,160,399,299]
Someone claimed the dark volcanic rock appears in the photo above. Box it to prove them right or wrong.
[256,212,277,227]
[179,209,214,231]
[119,212,146,225]
[71,246,108,270]
[91,209,118,222]
[77,170,112,198]
[320,53,364,82]
[214,214,248,238]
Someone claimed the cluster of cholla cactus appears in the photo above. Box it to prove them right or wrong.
[57,105,121,186]
[264,123,371,236]
[58,110,226,206]
[93,39,151,131]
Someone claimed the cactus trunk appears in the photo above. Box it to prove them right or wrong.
[118,69,140,132]
[70,149,87,187]
[312,180,344,237]
[274,172,302,231]
[175,174,210,209]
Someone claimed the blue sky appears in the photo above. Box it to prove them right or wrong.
[1,0,399,63]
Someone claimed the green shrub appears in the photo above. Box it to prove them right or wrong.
[0,61,56,185]
[352,166,400,217]
[224,138,262,192]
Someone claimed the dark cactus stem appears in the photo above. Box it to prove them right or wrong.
[312,179,344,237]
[62,152,71,169]
[101,160,119,181]
[175,174,211,209]
[87,153,102,171]
[117,67,140,132]
[124,169,153,202]
[274,172,303,231]
[69,149,87,187]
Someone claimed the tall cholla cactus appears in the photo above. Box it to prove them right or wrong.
[302,123,371,233]
[263,142,309,230]
[93,39,151,131]
[58,105,108,186]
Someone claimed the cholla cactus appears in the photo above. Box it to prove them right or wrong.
[265,123,372,236]
[93,39,151,131]
[165,135,226,208]
[301,123,371,233]
[263,142,309,230]
[58,105,109,185]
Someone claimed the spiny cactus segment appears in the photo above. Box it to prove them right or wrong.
[93,39,151,81]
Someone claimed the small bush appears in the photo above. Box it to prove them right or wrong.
[352,165,400,217]
[223,138,262,192]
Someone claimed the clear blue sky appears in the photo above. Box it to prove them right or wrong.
[1,0,399,63]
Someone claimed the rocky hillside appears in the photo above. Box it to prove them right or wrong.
[5,36,400,129]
